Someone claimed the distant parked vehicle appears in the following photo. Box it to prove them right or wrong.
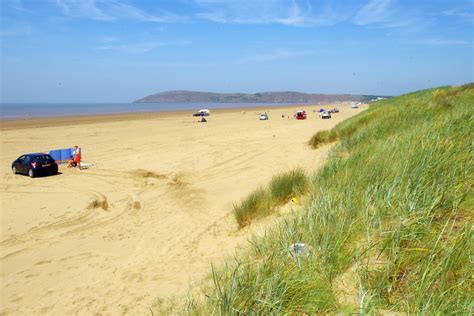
[259,113,269,120]
[193,109,210,116]
[330,108,339,113]
[321,111,332,119]
[12,153,58,178]
[351,102,361,109]
[296,110,307,120]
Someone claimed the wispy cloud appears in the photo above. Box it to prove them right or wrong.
[239,48,316,64]
[1,1,33,37]
[195,0,426,29]
[352,0,432,30]
[56,0,112,21]
[4,0,32,13]
[422,39,470,46]
[195,0,348,27]
[353,0,393,25]
[101,36,118,43]
[442,8,474,22]
[98,42,162,53]
[52,0,437,30]
[97,40,191,53]
[55,0,187,23]
[0,21,32,37]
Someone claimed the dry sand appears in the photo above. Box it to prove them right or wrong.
[0,105,364,315]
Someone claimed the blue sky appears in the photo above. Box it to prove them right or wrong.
[1,0,473,102]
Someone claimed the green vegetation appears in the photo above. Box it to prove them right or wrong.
[155,84,473,314]
[233,187,273,228]
[233,168,308,228]
[269,168,307,205]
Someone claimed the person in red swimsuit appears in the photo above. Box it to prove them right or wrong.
[74,145,81,169]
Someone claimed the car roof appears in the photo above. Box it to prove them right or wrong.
[24,153,49,157]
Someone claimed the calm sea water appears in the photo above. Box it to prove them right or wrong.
[0,102,307,119]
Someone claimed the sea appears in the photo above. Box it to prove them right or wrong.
[0,103,318,119]
[0,102,311,119]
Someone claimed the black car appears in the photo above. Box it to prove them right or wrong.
[12,153,58,178]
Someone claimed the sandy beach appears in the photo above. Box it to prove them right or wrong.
[0,104,364,315]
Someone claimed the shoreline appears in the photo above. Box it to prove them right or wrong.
[0,103,336,130]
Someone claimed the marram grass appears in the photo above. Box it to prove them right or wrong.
[233,168,308,228]
[269,168,308,205]
[233,187,273,228]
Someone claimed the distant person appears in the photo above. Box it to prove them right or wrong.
[66,155,77,168]
[73,145,81,169]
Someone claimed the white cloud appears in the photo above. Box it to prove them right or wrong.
[98,42,162,53]
[194,0,425,29]
[195,0,346,27]
[196,11,227,23]
[443,9,474,20]
[0,22,32,36]
[352,0,427,30]
[353,0,393,25]
[56,0,113,21]
[4,0,31,13]
[52,0,433,30]
[97,40,191,53]
[239,48,316,64]
[423,39,470,46]
[101,36,118,43]
[55,0,186,23]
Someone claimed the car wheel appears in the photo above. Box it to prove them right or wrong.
[12,166,17,174]
[28,168,35,178]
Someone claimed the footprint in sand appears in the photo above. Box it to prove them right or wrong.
[10,295,23,303]
[34,259,52,266]
[24,273,40,279]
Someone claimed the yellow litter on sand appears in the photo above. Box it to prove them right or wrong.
[291,197,299,204]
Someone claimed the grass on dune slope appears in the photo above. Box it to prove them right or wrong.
[153,84,473,315]
[233,168,308,228]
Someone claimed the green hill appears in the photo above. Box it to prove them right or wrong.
[134,90,386,103]
[153,84,473,314]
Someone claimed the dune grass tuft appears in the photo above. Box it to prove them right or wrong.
[233,187,273,228]
[270,168,308,205]
[233,168,309,228]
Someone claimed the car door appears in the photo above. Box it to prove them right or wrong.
[14,155,25,173]
[20,156,31,173]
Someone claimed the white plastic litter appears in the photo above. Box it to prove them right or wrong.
[288,243,312,258]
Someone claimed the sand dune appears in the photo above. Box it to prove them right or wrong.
[0,105,363,315]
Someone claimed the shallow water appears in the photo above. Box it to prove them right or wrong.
[0,102,305,119]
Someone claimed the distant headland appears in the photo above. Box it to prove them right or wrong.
[134,90,389,103]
